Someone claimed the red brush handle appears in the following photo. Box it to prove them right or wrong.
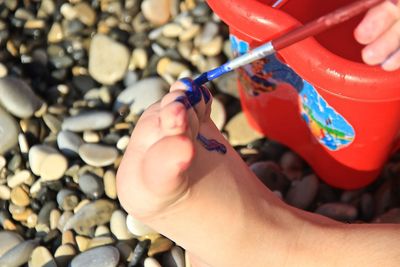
[272,0,390,51]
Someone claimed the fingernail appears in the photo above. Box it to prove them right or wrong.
[175,95,191,110]
[178,78,202,106]
[200,85,211,103]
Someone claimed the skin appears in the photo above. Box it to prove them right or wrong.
[354,0,400,71]
[116,2,400,266]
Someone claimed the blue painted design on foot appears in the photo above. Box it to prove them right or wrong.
[175,95,191,110]
[196,133,227,154]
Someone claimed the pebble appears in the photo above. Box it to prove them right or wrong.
[10,186,30,207]
[199,36,223,57]
[214,71,239,98]
[70,246,120,267]
[89,34,130,85]
[280,152,304,180]
[144,257,162,267]
[162,246,185,267]
[0,76,43,118]
[285,174,319,210]
[28,144,68,181]
[373,208,400,223]
[104,170,117,199]
[83,131,101,143]
[162,23,183,38]
[95,225,110,237]
[0,231,23,257]
[62,111,114,132]
[75,235,90,252]
[18,133,29,154]
[0,185,11,200]
[0,240,39,267]
[79,172,104,199]
[37,202,57,233]
[57,189,79,211]
[7,169,32,188]
[110,210,134,240]
[114,77,168,115]
[74,2,97,26]
[130,240,151,266]
[141,0,170,25]
[225,112,263,146]
[250,161,289,192]
[179,24,200,42]
[148,236,173,257]
[131,48,148,70]
[29,246,57,267]
[54,244,76,267]
[87,236,115,249]
[63,199,116,235]
[315,202,358,222]
[57,130,84,156]
[115,241,134,262]
[0,106,19,155]
[126,214,158,237]
[48,22,64,43]
[116,135,130,151]
[79,144,119,167]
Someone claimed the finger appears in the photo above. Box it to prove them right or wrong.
[382,48,400,70]
[354,0,400,45]
[361,20,400,65]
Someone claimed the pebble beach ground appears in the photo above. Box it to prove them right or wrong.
[0,0,399,266]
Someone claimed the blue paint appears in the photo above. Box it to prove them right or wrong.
[180,78,202,107]
[196,133,227,154]
[175,95,191,110]
[194,64,232,86]
[200,85,210,103]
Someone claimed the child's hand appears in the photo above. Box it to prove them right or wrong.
[354,0,400,71]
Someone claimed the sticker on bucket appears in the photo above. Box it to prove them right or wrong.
[230,34,355,151]
[299,82,355,150]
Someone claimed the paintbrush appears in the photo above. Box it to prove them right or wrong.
[194,0,390,85]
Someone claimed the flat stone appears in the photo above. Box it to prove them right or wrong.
[114,77,168,115]
[225,112,263,146]
[315,202,358,222]
[162,23,183,38]
[62,230,76,246]
[110,210,134,240]
[89,34,130,85]
[0,231,23,257]
[0,240,39,267]
[28,144,68,181]
[285,174,319,210]
[62,111,114,132]
[57,211,73,232]
[0,106,19,155]
[87,236,115,249]
[94,225,110,237]
[199,36,223,57]
[63,199,116,235]
[48,22,63,43]
[161,246,185,267]
[29,246,57,267]
[141,0,170,25]
[79,172,104,199]
[131,48,148,70]
[79,144,118,167]
[210,97,226,130]
[50,209,61,230]
[126,214,158,237]
[57,130,84,156]
[71,246,120,267]
[54,244,76,267]
[104,170,117,199]
[0,76,43,118]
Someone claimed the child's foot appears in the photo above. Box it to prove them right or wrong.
[116,79,400,267]
[116,79,303,266]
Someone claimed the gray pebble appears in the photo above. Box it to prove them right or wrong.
[0,106,19,155]
[79,172,104,199]
[57,189,80,211]
[0,76,43,118]
[57,130,84,156]
[63,199,116,235]
[71,246,120,267]
[250,161,289,192]
[0,240,39,267]
[315,202,358,222]
[285,174,319,210]
[373,208,400,223]
[0,231,23,257]
[37,201,57,232]
[62,111,114,132]
[114,78,168,115]
[79,143,118,167]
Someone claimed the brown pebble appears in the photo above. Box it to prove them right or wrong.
[10,186,30,207]
[148,237,173,257]
[75,235,90,252]
[62,230,76,246]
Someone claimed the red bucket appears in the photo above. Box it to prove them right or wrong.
[208,0,400,189]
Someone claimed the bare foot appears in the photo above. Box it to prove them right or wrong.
[117,79,400,267]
